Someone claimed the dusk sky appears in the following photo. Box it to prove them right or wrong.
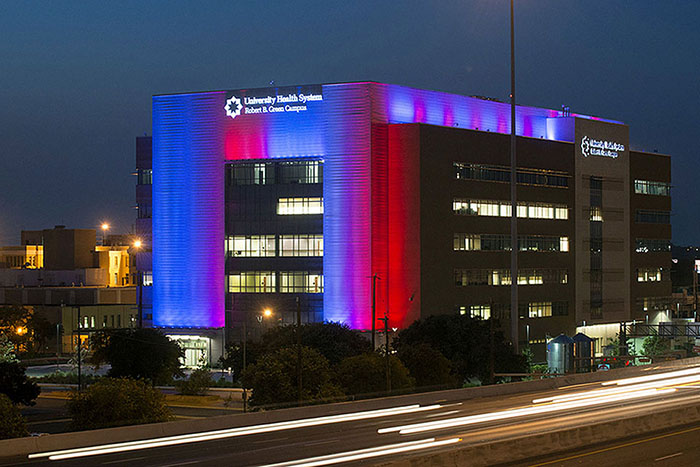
[1,1,698,245]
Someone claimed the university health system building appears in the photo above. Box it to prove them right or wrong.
[147,82,671,361]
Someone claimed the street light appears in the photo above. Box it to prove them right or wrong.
[132,240,143,327]
[101,223,109,246]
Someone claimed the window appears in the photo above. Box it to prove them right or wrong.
[589,207,603,222]
[454,162,568,188]
[457,305,491,319]
[228,163,274,185]
[137,168,152,185]
[279,271,323,293]
[635,180,670,196]
[279,160,323,184]
[278,197,323,215]
[527,302,568,318]
[227,272,276,293]
[279,234,323,256]
[637,268,663,282]
[226,235,276,257]
[453,234,569,252]
[635,239,671,253]
[137,203,151,219]
[636,210,670,224]
[455,269,568,286]
[453,199,568,220]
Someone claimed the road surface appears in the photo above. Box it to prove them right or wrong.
[6,364,700,466]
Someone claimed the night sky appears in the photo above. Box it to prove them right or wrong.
[1,1,698,245]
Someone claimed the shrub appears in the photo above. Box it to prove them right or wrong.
[175,369,213,396]
[67,378,172,430]
[0,394,28,439]
[0,361,40,406]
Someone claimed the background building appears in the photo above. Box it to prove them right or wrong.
[151,82,672,358]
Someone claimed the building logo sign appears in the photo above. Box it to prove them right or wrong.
[224,96,243,120]
[225,87,323,119]
[581,136,625,159]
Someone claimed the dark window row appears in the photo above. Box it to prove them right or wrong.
[227,160,323,186]
[454,162,569,188]
[635,238,671,253]
[635,210,670,224]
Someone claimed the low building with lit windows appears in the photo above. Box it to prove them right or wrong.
[150,82,671,358]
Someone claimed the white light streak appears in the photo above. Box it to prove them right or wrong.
[379,388,675,435]
[534,373,700,404]
[260,437,461,467]
[29,404,442,461]
[601,367,700,386]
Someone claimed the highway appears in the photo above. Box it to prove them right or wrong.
[6,365,700,467]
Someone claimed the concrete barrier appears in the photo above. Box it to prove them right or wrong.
[3,357,700,459]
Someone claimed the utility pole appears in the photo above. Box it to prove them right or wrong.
[509,0,519,354]
[371,274,378,350]
[296,296,302,406]
[489,301,495,384]
[378,313,391,393]
[242,313,247,413]
[76,306,82,391]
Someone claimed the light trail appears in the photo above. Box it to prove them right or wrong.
[378,388,675,435]
[29,404,443,461]
[260,437,461,467]
[601,367,700,386]
[533,373,700,404]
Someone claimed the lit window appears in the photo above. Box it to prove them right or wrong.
[227,272,276,293]
[277,197,323,215]
[590,207,603,221]
[279,271,324,293]
[226,235,276,257]
[458,305,491,319]
[453,199,567,220]
[279,235,323,256]
[634,180,670,196]
[637,268,663,282]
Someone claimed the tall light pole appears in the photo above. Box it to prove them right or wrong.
[509,0,519,354]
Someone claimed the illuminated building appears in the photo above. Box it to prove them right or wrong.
[151,82,671,356]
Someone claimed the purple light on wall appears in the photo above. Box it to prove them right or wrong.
[152,91,225,328]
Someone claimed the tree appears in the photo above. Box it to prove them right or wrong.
[241,346,344,407]
[0,394,28,439]
[220,322,371,380]
[0,334,18,363]
[67,378,172,430]
[642,335,671,357]
[397,343,457,389]
[0,361,40,406]
[91,329,183,385]
[393,314,527,384]
[336,353,414,396]
[260,322,372,366]
[0,305,52,355]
